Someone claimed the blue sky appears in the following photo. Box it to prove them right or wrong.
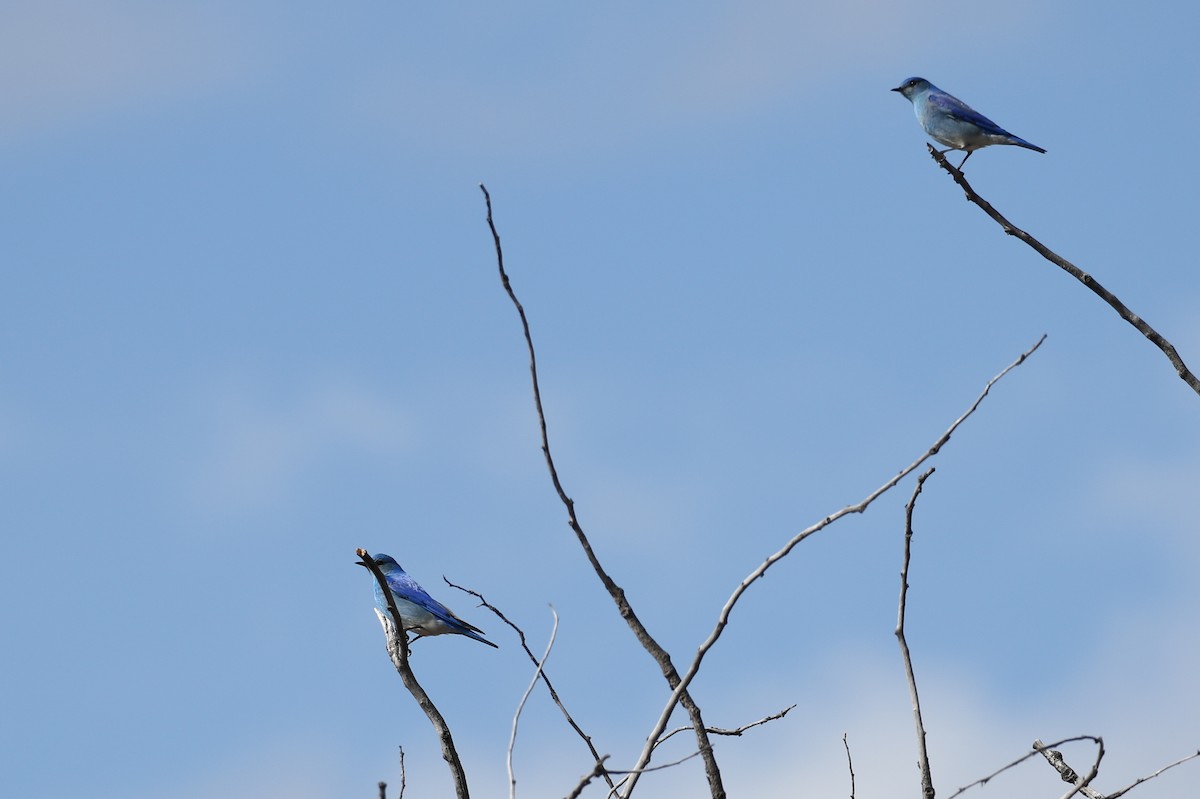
[2,2,1198,797]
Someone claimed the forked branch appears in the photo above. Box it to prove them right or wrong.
[946,736,1198,799]
[480,184,725,797]
[620,335,1046,795]
[446,579,614,791]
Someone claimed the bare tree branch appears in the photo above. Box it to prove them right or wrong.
[927,145,1200,397]
[946,735,1100,799]
[653,705,796,749]
[565,758,611,799]
[1033,737,1105,799]
[480,183,725,798]
[509,607,560,799]
[948,737,1198,799]
[357,549,472,799]
[603,753,705,799]
[397,746,407,799]
[607,706,795,797]
[376,747,407,799]
[564,751,708,799]
[843,733,856,799]
[897,468,936,799]
[446,579,615,790]
[1107,749,1200,799]
[621,335,1046,794]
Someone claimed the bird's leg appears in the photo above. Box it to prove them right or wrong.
[936,146,969,171]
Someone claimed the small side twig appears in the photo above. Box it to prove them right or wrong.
[1107,749,1200,799]
[397,746,407,799]
[378,747,406,799]
[509,607,560,799]
[566,752,705,799]
[603,752,705,799]
[843,733,856,799]
[653,705,796,749]
[565,758,611,799]
[447,579,614,790]
[608,706,794,798]
[897,469,936,799]
[357,549,471,799]
[927,145,1200,397]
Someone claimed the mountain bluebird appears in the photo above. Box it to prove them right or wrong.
[364,553,498,648]
[892,77,1045,169]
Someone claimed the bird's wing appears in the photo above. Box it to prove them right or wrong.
[384,570,483,633]
[927,91,1009,135]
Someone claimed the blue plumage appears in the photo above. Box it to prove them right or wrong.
[893,77,1045,169]
[367,553,497,648]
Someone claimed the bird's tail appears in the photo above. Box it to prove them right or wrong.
[465,628,499,648]
[1010,136,1046,154]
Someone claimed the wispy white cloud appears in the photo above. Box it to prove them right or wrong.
[0,1,262,142]
[185,378,411,512]
[1087,451,1200,562]
[145,736,345,799]
[344,0,1040,156]
[690,629,1200,798]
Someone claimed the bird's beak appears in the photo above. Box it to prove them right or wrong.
[891,86,903,93]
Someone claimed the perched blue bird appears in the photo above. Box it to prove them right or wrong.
[364,553,497,648]
[892,77,1045,169]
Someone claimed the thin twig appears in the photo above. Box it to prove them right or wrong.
[843,733,856,799]
[509,607,560,799]
[622,336,1046,790]
[603,752,705,799]
[357,549,471,799]
[945,735,1099,799]
[927,145,1200,397]
[610,706,795,798]
[1107,749,1200,799]
[897,468,936,799]
[398,746,406,799]
[480,183,725,798]
[447,579,615,790]
[1033,737,1105,799]
[565,751,707,799]
[653,705,796,748]
[947,737,1198,799]
[565,758,611,799]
